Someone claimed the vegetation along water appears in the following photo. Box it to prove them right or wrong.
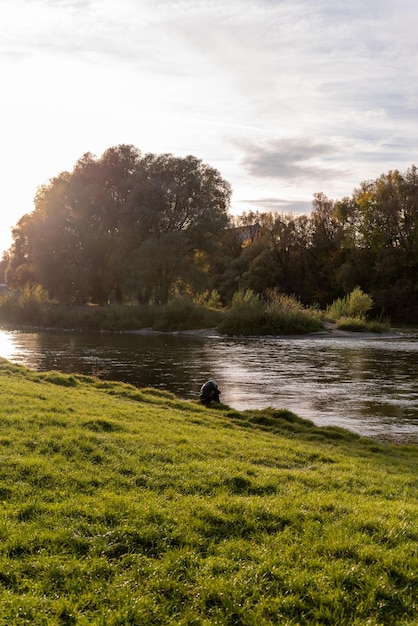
[0,358,417,624]
[2,147,418,323]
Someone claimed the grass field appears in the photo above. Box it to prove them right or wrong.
[0,358,417,624]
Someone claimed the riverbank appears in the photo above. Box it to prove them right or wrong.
[0,290,391,336]
[128,321,399,340]
[0,358,417,624]
[1,326,416,444]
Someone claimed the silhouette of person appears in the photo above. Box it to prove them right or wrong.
[199,379,221,405]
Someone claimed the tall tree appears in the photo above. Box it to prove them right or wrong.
[335,166,418,316]
[6,147,231,305]
[308,192,345,304]
[119,153,231,303]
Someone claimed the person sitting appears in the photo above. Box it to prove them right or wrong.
[199,380,221,405]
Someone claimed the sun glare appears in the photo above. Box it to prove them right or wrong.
[0,331,17,361]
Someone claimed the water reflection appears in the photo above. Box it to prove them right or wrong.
[0,328,417,443]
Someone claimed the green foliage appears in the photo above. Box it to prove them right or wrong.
[219,289,322,336]
[6,145,231,306]
[6,163,418,320]
[326,295,350,320]
[0,359,417,624]
[0,286,51,326]
[347,286,373,317]
[231,288,264,312]
[0,295,224,333]
[335,317,390,333]
[327,287,373,322]
[152,297,223,332]
[0,288,392,336]
[194,289,224,309]
[335,316,368,332]
[365,318,391,333]
[327,288,389,333]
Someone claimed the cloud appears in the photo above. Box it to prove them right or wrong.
[237,138,347,184]
[239,197,312,214]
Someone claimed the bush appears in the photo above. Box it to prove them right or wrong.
[335,316,367,331]
[218,290,323,336]
[0,286,51,326]
[347,286,373,317]
[193,290,224,310]
[365,319,390,333]
[326,287,390,333]
[231,289,265,314]
[0,290,19,324]
[153,298,223,331]
[335,316,390,333]
[327,287,373,322]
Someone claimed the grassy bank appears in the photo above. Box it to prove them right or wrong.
[0,291,224,333]
[0,359,416,624]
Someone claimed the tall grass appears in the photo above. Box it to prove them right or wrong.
[0,289,322,336]
[0,291,223,332]
[326,287,390,333]
[0,287,390,335]
[218,289,323,336]
[0,358,416,624]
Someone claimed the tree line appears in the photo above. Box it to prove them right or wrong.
[4,144,418,320]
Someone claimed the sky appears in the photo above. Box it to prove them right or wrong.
[1,0,418,255]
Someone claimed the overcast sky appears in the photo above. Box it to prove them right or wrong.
[1,0,418,254]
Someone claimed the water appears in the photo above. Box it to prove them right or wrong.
[0,328,417,444]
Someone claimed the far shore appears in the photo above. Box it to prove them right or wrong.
[0,320,407,340]
[126,322,402,340]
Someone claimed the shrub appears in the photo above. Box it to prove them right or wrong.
[193,290,224,310]
[326,296,349,321]
[327,287,373,322]
[335,316,367,332]
[153,298,223,331]
[231,289,264,313]
[0,290,19,324]
[365,319,390,333]
[0,286,51,326]
[347,286,373,317]
[219,290,322,336]
[335,316,390,333]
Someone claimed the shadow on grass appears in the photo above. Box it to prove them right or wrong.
[208,402,362,444]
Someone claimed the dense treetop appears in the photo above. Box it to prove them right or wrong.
[6,145,231,305]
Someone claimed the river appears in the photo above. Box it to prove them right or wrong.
[0,327,417,444]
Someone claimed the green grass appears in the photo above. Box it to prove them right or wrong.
[335,316,391,333]
[0,358,417,624]
[0,293,223,333]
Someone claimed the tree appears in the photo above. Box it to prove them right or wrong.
[6,147,231,305]
[5,214,37,290]
[308,193,346,304]
[6,173,82,302]
[335,166,418,316]
[64,145,143,303]
[0,252,9,284]
[259,212,312,299]
[119,153,231,303]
